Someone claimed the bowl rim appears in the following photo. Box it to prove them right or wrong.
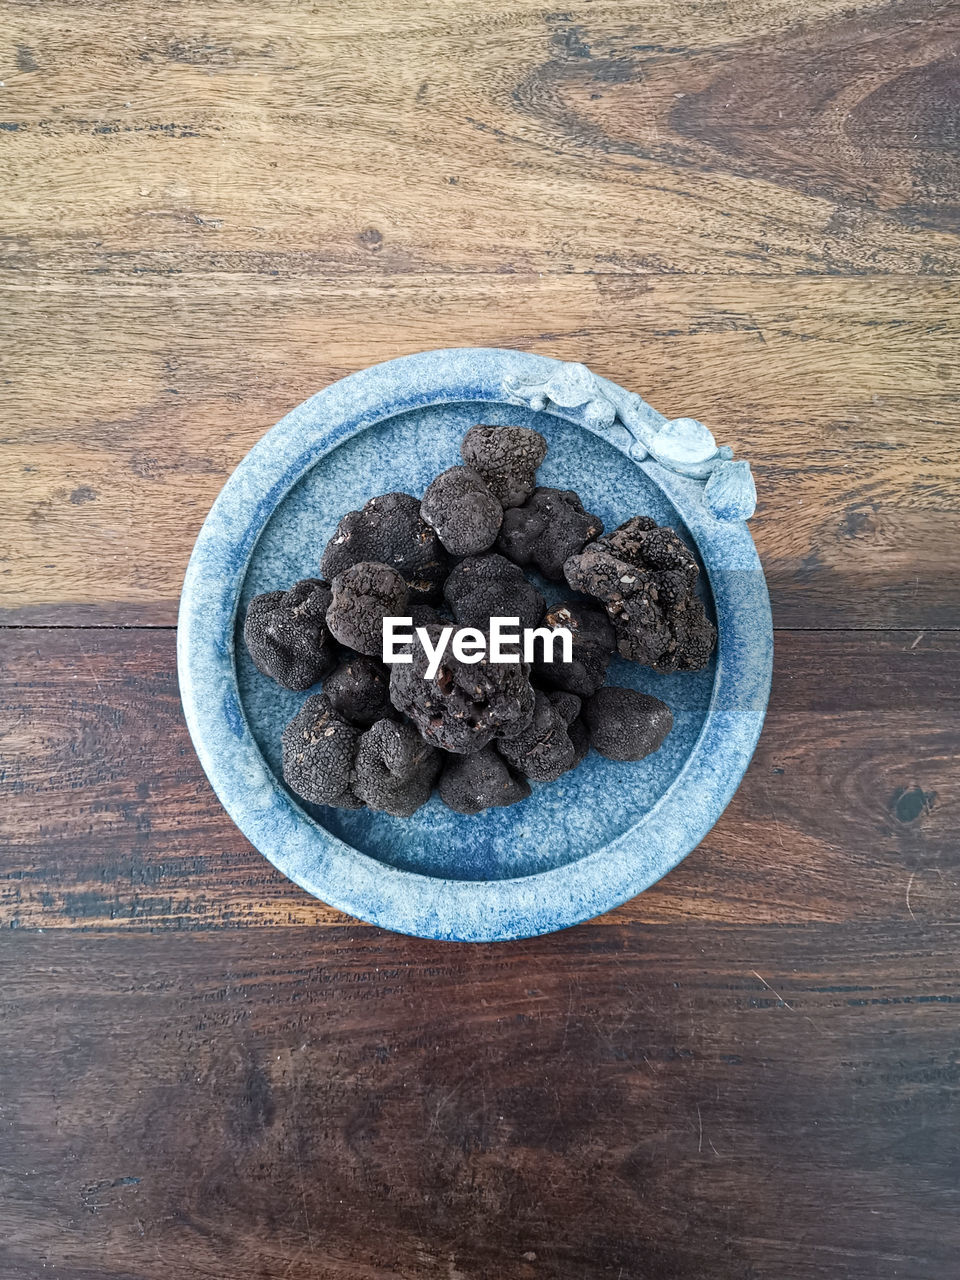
[178,346,772,941]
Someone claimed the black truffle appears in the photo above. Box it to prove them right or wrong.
[420,466,503,557]
[549,690,583,728]
[320,491,448,603]
[443,553,545,631]
[389,624,536,753]
[498,689,582,783]
[354,718,441,817]
[583,687,673,762]
[326,561,408,658]
[438,745,531,815]
[498,487,604,580]
[531,600,616,697]
[281,694,363,808]
[409,603,451,628]
[323,655,393,726]
[564,516,716,672]
[568,714,590,765]
[243,578,336,691]
[460,424,547,508]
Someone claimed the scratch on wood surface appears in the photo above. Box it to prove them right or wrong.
[752,970,794,1010]
[909,633,924,649]
[71,633,105,700]
[635,66,661,143]
[294,1147,314,1251]
[763,782,786,850]
[906,870,918,922]
[282,1246,307,1278]
[751,973,825,1036]
[695,1102,721,1156]
[427,1081,463,1135]
[560,979,576,1051]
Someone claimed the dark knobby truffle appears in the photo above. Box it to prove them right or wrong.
[568,714,590,765]
[323,655,393,726]
[531,599,616,697]
[420,466,502,557]
[409,603,451,627]
[320,491,449,603]
[498,487,604,580]
[326,561,408,658]
[354,718,441,817]
[389,624,536,753]
[564,516,716,672]
[443,553,545,631]
[281,694,363,808]
[438,745,531,815]
[549,690,583,729]
[248,422,702,820]
[583,687,673,762]
[497,689,582,783]
[243,577,336,691]
[460,424,547,508]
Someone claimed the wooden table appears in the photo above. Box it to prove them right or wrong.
[2,2,958,1276]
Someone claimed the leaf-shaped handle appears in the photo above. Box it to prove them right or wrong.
[502,360,756,521]
[704,461,757,521]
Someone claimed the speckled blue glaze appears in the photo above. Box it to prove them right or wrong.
[178,348,772,941]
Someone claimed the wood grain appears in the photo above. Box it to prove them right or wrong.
[2,627,957,932]
[3,0,959,1271]
[3,0,960,626]
[1,924,958,1279]
[3,274,959,626]
[2,0,958,277]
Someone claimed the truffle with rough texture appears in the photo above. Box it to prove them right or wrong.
[409,603,451,628]
[281,694,363,808]
[389,624,536,753]
[549,690,583,728]
[443,553,545,631]
[460,424,547,508]
[438,745,531,815]
[568,714,590,765]
[243,578,336,691]
[531,599,616,697]
[326,561,408,658]
[498,487,604,580]
[354,718,442,817]
[497,689,583,782]
[420,466,502,557]
[583,687,673,762]
[323,655,393,726]
[564,516,716,672]
[320,491,448,603]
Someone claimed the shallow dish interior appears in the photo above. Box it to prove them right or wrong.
[235,401,716,882]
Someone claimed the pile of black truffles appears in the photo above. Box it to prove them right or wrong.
[244,424,716,817]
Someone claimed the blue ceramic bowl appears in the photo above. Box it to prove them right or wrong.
[178,348,771,941]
